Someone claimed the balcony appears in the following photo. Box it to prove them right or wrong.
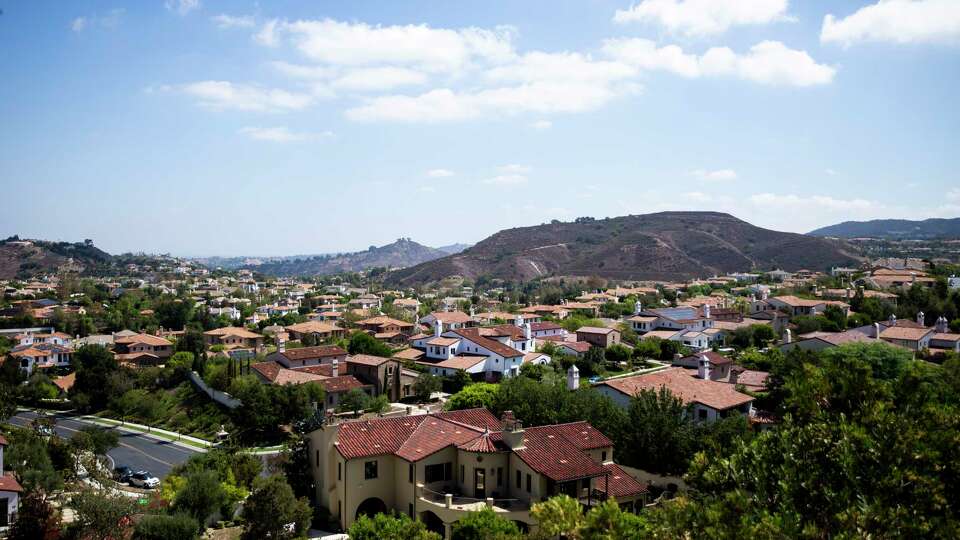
[417,485,530,517]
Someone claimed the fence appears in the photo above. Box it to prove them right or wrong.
[187,370,241,409]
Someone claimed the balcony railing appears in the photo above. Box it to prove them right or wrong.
[418,485,529,512]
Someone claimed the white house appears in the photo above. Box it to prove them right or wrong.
[0,435,22,529]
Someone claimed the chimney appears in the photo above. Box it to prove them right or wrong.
[524,322,531,341]
[917,311,925,327]
[514,314,523,328]
[889,314,897,327]
[704,304,711,319]
[784,329,792,344]
[730,367,741,385]
[469,305,475,317]
[936,316,948,333]
[567,364,580,391]
[846,287,852,300]
[874,322,881,339]
[697,353,712,380]
[434,320,442,338]
[332,359,339,378]
[277,336,285,353]
[634,301,642,316]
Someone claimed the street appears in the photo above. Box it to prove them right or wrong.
[7,411,200,480]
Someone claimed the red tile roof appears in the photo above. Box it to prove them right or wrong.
[0,473,22,492]
[279,345,347,362]
[597,463,649,498]
[599,368,753,411]
[317,375,367,394]
[450,328,523,358]
[530,322,563,332]
[348,354,392,367]
[515,423,610,482]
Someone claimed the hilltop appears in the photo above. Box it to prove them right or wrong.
[0,237,113,279]
[386,212,862,286]
[809,218,960,239]
[246,238,448,277]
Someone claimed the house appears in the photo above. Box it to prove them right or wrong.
[307,408,649,536]
[113,333,173,366]
[767,296,829,317]
[557,341,592,358]
[266,343,348,368]
[410,321,535,380]
[345,354,420,402]
[9,342,73,374]
[285,321,346,342]
[250,359,370,409]
[628,305,715,335]
[672,351,768,392]
[420,311,476,330]
[519,305,569,320]
[203,327,264,351]
[929,316,960,354]
[575,327,620,348]
[0,435,22,529]
[393,298,421,313]
[879,323,933,351]
[778,328,877,353]
[595,365,754,422]
[356,316,416,343]
[528,322,566,340]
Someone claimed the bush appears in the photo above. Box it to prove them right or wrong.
[133,513,199,540]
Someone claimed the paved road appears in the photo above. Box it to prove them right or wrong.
[8,411,200,480]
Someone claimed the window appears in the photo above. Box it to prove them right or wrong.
[698,409,708,420]
[516,470,521,489]
[526,473,532,493]
[425,463,451,483]
[409,463,414,483]
[408,503,413,517]
[460,464,465,483]
[601,451,607,462]
[364,460,378,480]
[315,450,320,466]
[497,467,503,487]
[337,462,342,481]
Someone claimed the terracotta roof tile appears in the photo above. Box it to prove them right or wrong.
[599,368,753,411]
[597,463,649,498]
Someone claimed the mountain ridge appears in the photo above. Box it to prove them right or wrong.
[244,238,448,277]
[809,218,960,239]
[386,212,862,286]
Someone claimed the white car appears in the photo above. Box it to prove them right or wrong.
[129,470,160,489]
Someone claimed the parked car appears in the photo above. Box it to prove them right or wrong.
[129,470,160,489]
[113,466,133,483]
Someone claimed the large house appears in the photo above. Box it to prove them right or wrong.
[409,320,540,380]
[308,408,649,537]
[0,435,22,529]
[203,327,264,351]
[113,332,173,366]
[285,321,346,342]
[595,363,755,422]
[627,305,721,351]
[575,327,620,348]
[419,311,476,331]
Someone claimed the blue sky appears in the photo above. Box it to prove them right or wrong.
[1,0,958,256]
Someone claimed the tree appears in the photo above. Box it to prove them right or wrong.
[241,475,312,540]
[7,490,60,540]
[336,388,374,413]
[581,498,649,540]
[70,344,121,412]
[6,429,63,494]
[348,512,441,540]
[133,513,199,540]
[622,387,695,475]
[172,470,226,528]
[452,507,521,540]
[530,494,583,538]
[577,346,605,377]
[445,383,499,411]
[413,373,441,402]
[67,488,138,540]
[348,331,393,357]
[751,324,776,347]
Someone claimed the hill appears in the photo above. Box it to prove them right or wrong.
[809,218,960,239]
[247,238,448,277]
[386,212,861,286]
[0,237,113,279]
[436,243,472,255]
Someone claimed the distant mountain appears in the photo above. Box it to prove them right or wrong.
[809,218,960,239]
[0,237,113,279]
[386,212,861,286]
[436,243,472,255]
[248,238,448,277]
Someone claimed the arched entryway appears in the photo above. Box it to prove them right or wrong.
[355,497,387,520]
[419,510,445,538]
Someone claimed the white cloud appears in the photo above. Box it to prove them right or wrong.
[212,14,255,29]
[822,0,960,46]
[270,61,336,80]
[267,19,516,73]
[483,174,529,186]
[530,120,553,130]
[238,126,331,142]
[947,188,960,202]
[604,38,835,86]
[255,19,281,47]
[825,168,838,176]
[179,81,314,112]
[692,168,738,180]
[166,0,200,16]
[71,9,124,32]
[427,169,455,178]
[331,67,428,91]
[485,51,636,85]
[499,164,532,174]
[614,0,792,36]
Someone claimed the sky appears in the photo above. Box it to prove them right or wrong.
[1,0,958,257]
